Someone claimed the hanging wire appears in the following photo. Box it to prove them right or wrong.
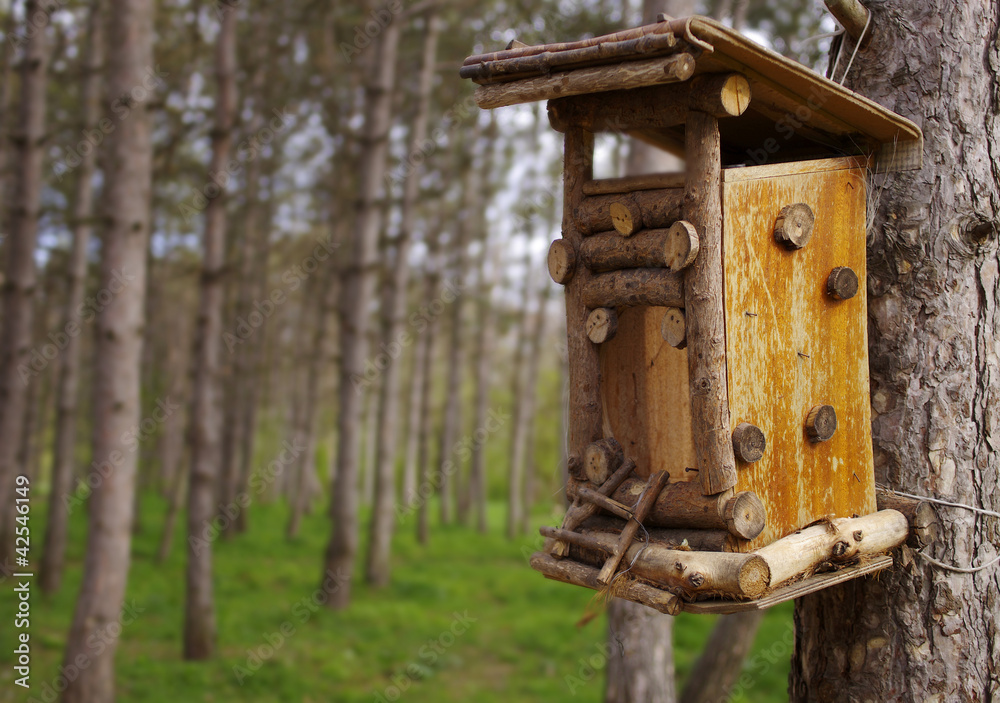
[835,11,872,85]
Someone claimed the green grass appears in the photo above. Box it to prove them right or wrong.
[1,493,791,702]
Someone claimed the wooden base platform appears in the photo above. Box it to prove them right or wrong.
[679,556,893,614]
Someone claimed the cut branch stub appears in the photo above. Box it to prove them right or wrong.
[610,199,643,236]
[547,239,577,284]
[731,422,766,463]
[665,220,699,271]
[805,404,837,442]
[584,437,624,484]
[660,307,687,349]
[597,470,671,584]
[773,203,816,249]
[826,266,859,300]
[724,491,767,540]
[586,307,618,344]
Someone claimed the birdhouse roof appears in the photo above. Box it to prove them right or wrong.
[461,16,922,171]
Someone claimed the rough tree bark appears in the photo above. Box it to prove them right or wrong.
[61,0,154,698]
[184,0,237,661]
[323,4,402,609]
[791,2,1000,700]
[366,12,441,586]
[0,0,49,569]
[40,0,103,595]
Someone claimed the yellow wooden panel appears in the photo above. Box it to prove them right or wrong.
[723,159,876,552]
[600,306,695,483]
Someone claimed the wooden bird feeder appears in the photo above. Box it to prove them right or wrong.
[461,16,926,613]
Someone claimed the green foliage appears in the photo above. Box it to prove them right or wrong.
[3,494,791,702]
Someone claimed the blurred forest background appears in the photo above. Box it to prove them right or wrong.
[0,0,840,700]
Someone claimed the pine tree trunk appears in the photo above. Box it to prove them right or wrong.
[184,0,237,661]
[0,0,49,568]
[470,229,500,535]
[436,135,482,526]
[679,611,763,703]
[414,225,444,544]
[520,283,550,534]
[366,12,441,587]
[791,2,1000,699]
[61,0,154,697]
[288,274,338,539]
[323,8,401,609]
[506,249,536,539]
[40,0,102,597]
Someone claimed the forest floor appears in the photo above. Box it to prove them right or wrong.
[3,494,791,702]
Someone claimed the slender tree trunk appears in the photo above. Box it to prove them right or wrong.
[288,272,338,539]
[791,2,1000,699]
[679,611,764,703]
[470,233,500,534]
[506,249,536,539]
[0,0,49,568]
[61,0,154,698]
[323,6,401,609]
[366,11,441,587]
[184,0,237,661]
[362,377,378,506]
[40,0,103,597]
[414,224,444,544]
[520,283,551,534]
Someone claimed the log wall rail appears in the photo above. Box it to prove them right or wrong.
[574,187,683,235]
[683,111,739,496]
[580,268,685,309]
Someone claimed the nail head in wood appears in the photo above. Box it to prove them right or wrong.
[610,199,643,236]
[723,491,767,540]
[732,422,766,463]
[664,220,699,271]
[826,266,859,300]
[586,307,618,344]
[805,404,838,442]
[547,239,577,285]
[660,307,687,349]
[584,437,624,485]
[774,203,816,249]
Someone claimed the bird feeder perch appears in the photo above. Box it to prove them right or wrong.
[461,16,926,613]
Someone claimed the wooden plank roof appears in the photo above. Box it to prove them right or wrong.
[461,16,923,171]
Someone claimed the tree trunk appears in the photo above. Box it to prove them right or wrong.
[183,0,237,661]
[40,0,103,596]
[323,6,401,609]
[362,374,379,506]
[61,0,154,698]
[520,282,551,534]
[437,130,484,527]
[0,0,49,568]
[679,611,764,703]
[791,2,1000,700]
[505,247,535,539]
[288,272,338,539]
[366,12,441,586]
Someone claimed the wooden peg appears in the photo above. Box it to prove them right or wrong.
[586,307,618,344]
[660,307,687,349]
[826,266,859,300]
[731,422,766,463]
[597,470,671,585]
[805,404,837,442]
[584,437,623,484]
[774,203,816,249]
[665,220,699,271]
[547,239,577,284]
[724,491,767,540]
[610,199,643,236]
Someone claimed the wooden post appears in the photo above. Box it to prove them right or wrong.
[683,111,738,496]
[597,470,670,584]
